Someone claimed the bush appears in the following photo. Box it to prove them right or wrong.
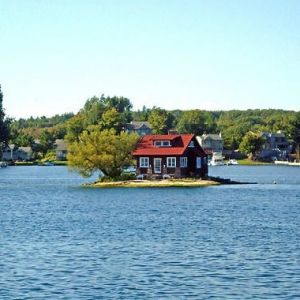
[99,172,136,182]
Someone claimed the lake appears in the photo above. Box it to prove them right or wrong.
[0,165,299,299]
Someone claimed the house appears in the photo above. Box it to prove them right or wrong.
[259,131,292,161]
[196,134,223,155]
[196,133,223,153]
[2,145,33,161]
[55,139,68,161]
[131,134,208,179]
[125,121,153,135]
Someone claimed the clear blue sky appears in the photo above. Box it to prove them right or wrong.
[1,0,299,119]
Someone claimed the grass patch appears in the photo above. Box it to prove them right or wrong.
[14,161,36,166]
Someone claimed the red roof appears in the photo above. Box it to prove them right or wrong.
[132,134,196,156]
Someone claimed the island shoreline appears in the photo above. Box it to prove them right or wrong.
[83,177,257,188]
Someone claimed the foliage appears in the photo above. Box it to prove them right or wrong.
[176,110,217,135]
[11,113,74,130]
[67,127,140,178]
[148,107,175,134]
[10,130,35,147]
[81,95,133,127]
[39,129,56,155]
[132,105,151,121]
[239,132,265,160]
[99,172,137,182]
[66,95,134,141]
[43,150,57,162]
[65,114,86,143]
[287,111,300,161]
[217,109,296,148]
[98,108,127,134]
[0,85,11,154]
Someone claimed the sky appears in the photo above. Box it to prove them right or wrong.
[1,0,299,119]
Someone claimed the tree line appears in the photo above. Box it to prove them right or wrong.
[1,91,300,172]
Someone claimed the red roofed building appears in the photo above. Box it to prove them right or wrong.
[132,134,208,179]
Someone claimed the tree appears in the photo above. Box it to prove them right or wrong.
[133,105,151,121]
[65,114,86,143]
[287,111,300,162]
[148,107,174,134]
[67,127,140,178]
[176,110,216,135]
[53,123,67,139]
[80,95,133,128]
[82,96,106,126]
[12,131,35,147]
[98,108,127,134]
[239,132,265,160]
[105,95,133,123]
[0,85,11,158]
[39,129,56,156]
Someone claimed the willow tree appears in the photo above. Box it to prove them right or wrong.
[67,126,140,178]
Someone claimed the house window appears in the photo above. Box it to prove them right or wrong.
[180,157,187,167]
[167,157,176,167]
[196,157,201,168]
[154,140,171,146]
[140,157,149,168]
[188,141,194,147]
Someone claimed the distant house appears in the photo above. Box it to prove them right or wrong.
[125,121,153,135]
[131,133,208,179]
[259,131,292,161]
[196,134,223,155]
[2,145,33,161]
[55,139,68,161]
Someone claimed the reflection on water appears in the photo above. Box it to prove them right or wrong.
[0,165,299,299]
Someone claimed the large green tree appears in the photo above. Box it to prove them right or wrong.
[0,85,11,158]
[67,127,140,178]
[65,114,86,143]
[98,108,127,134]
[39,129,56,156]
[148,107,174,134]
[66,95,134,141]
[239,132,265,160]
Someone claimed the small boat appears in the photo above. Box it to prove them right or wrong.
[227,159,239,165]
[38,161,55,166]
[0,162,8,168]
[209,152,225,166]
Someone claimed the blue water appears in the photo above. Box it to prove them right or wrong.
[0,165,299,299]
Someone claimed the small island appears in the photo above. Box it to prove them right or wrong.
[84,176,255,188]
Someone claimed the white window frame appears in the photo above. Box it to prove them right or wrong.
[196,157,201,168]
[154,140,171,147]
[140,157,149,168]
[167,157,176,168]
[180,157,187,168]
